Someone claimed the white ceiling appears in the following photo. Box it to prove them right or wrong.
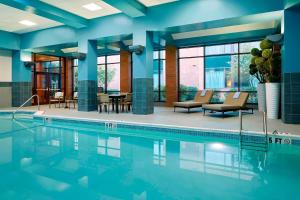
[138,0,178,7]
[0,4,62,34]
[172,21,277,40]
[41,0,121,19]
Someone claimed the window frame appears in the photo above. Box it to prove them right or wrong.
[178,40,262,103]
[153,49,166,102]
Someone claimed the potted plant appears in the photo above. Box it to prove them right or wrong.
[249,47,267,112]
[249,39,281,119]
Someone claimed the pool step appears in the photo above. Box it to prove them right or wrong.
[13,113,33,120]
[240,140,268,152]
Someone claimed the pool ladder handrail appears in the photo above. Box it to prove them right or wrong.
[12,94,40,119]
[239,110,268,151]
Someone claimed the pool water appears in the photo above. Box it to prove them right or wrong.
[0,116,300,200]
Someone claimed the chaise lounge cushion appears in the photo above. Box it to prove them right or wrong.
[173,90,213,109]
[202,104,240,111]
[173,101,207,108]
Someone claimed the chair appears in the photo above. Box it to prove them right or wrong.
[65,92,78,109]
[120,93,132,112]
[202,92,249,117]
[98,93,111,113]
[173,90,213,112]
[49,92,64,108]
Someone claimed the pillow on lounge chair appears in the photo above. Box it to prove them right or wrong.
[233,92,241,99]
[201,90,207,97]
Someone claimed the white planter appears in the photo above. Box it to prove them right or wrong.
[257,83,266,112]
[266,83,281,119]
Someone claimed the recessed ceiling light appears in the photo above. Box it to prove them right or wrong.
[19,20,36,26]
[82,3,102,11]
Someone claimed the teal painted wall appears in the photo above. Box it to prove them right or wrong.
[283,8,300,73]
[0,30,20,50]
[12,51,31,82]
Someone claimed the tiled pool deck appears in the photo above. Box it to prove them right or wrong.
[3,105,300,136]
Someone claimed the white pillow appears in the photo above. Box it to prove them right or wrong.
[200,90,207,97]
[233,92,241,99]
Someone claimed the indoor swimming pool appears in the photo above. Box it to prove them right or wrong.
[0,112,300,200]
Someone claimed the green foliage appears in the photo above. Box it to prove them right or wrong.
[251,48,261,56]
[179,85,198,101]
[255,57,265,65]
[262,49,272,59]
[249,38,281,83]
[260,39,273,49]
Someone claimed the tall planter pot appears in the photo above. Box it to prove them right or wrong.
[266,83,281,119]
[257,83,266,112]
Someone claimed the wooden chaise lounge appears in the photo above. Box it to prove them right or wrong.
[173,90,213,112]
[202,92,249,117]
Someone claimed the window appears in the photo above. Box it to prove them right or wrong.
[178,41,260,103]
[98,55,120,93]
[179,47,204,101]
[153,50,166,102]
[97,136,121,158]
[153,140,166,166]
[73,59,78,92]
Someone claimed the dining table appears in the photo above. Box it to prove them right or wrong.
[109,94,126,113]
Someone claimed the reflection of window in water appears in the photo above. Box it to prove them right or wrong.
[47,139,60,147]
[153,140,166,166]
[74,131,79,150]
[180,141,204,171]
[97,136,120,158]
[179,142,253,180]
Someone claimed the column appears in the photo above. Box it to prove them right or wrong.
[12,50,32,107]
[120,50,132,93]
[165,45,178,107]
[77,40,98,111]
[282,8,300,124]
[132,31,154,114]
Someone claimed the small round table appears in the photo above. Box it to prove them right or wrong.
[109,94,126,113]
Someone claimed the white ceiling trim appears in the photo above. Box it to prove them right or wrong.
[172,21,277,40]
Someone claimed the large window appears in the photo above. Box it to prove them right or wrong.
[72,55,121,94]
[153,50,166,102]
[179,47,204,101]
[98,55,120,93]
[178,41,260,103]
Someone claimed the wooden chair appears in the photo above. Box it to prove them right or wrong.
[49,92,64,108]
[120,93,132,112]
[98,93,111,113]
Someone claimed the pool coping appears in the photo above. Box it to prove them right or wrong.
[31,112,300,145]
[1,110,299,146]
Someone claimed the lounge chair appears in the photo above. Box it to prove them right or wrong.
[173,90,213,112]
[202,92,249,117]
[65,92,78,109]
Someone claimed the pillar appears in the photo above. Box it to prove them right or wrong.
[132,31,154,114]
[77,40,98,111]
[11,50,32,107]
[282,8,300,124]
[120,50,132,93]
[165,45,178,107]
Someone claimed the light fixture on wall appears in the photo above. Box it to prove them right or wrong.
[128,45,145,55]
[24,61,35,68]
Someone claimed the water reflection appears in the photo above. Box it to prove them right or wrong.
[0,124,300,200]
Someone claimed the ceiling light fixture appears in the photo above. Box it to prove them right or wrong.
[83,3,102,11]
[19,20,36,26]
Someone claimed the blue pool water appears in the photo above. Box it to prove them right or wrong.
[0,114,300,200]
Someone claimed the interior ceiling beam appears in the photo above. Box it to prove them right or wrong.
[0,0,88,28]
[102,0,146,17]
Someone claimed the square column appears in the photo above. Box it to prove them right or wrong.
[282,9,300,124]
[165,45,178,107]
[78,40,98,111]
[132,31,154,114]
[12,50,32,107]
[120,50,132,93]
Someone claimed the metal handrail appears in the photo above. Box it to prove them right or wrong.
[12,95,40,119]
[239,110,268,136]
